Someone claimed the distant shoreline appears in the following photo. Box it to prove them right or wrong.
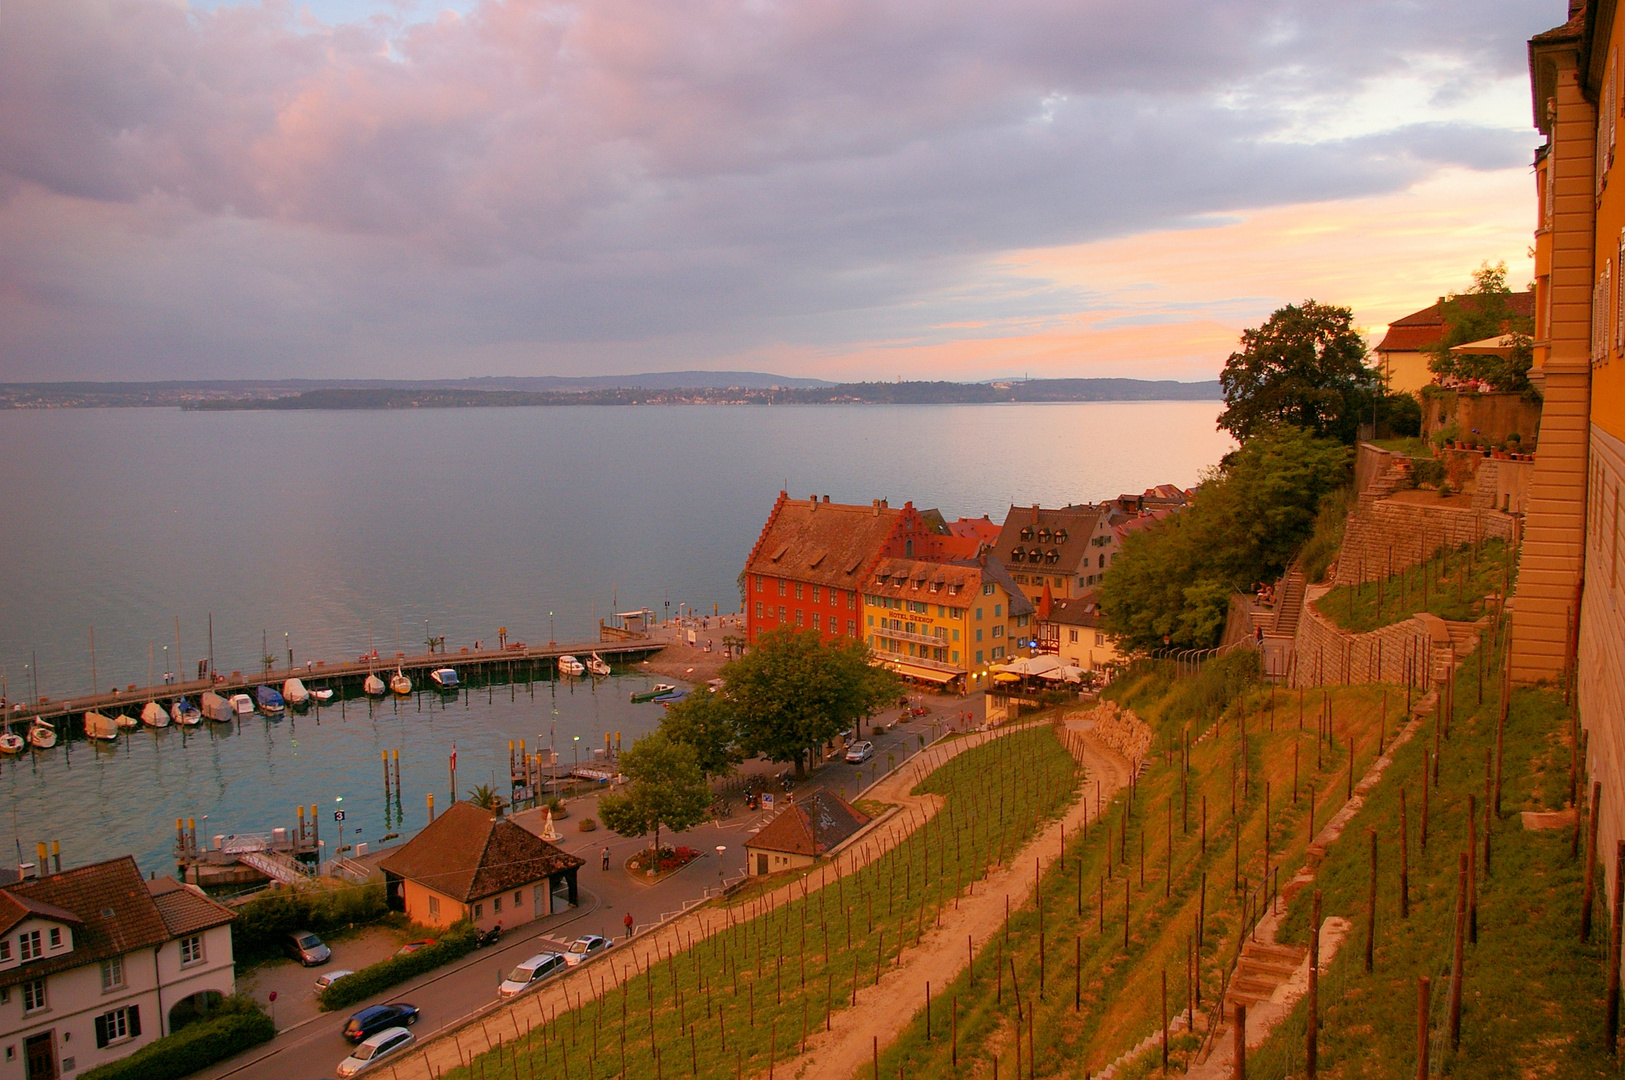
[0,376,1222,410]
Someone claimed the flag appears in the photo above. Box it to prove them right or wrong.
[450,743,457,771]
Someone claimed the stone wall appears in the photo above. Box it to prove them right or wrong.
[1472,457,1535,514]
[1421,389,1544,447]
[1580,423,1625,929]
[1333,498,1515,587]
[1287,584,1437,689]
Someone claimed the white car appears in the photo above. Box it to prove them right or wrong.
[336,1026,415,1078]
[314,969,355,994]
[562,935,610,966]
[498,952,566,997]
[845,741,874,763]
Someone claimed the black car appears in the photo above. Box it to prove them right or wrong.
[342,1003,420,1044]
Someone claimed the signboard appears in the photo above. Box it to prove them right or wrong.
[762,793,775,810]
[333,810,346,822]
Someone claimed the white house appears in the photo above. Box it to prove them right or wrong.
[0,856,236,1080]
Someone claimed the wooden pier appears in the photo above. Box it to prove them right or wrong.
[4,636,666,734]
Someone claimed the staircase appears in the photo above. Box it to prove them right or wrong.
[1360,458,1412,504]
[1223,940,1309,1018]
[237,849,313,885]
[1270,566,1307,640]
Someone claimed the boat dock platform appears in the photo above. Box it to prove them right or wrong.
[5,635,665,734]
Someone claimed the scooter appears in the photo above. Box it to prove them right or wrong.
[476,924,502,948]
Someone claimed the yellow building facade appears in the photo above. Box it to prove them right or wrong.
[862,556,1035,691]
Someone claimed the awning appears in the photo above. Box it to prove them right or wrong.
[991,672,1022,684]
[1449,334,1520,359]
[891,663,960,685]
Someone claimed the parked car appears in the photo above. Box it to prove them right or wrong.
[343,1003,420,1044]
[315,969,355,994]
[394,939,437,957]
[562,935,610,967]
[286,930,331,966]
[498,953,566,997]
[336,1027,416,1078]
[845,741,874,763]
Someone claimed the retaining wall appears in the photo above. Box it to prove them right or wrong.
[1333,497,1515,587]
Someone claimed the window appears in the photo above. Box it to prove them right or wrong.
[1098,554,1106,569]
[19,930,40,961]
[867,614,874,626]
[994,604,1002,617]
[975,608,983,621]
[515,891,522,905]
[795,610,804,626]
[812,613,821,630]
[975,628,983,642]
[428,895,441,920]
[847,591,856,610]
[992,646,1005,660]
[778,606,787,621]
[982,584,995,596]
[1069,629,1079,643]
[474,903,484,920]
[180,935,204,966]
[952,629,959,641]
[975,650,984,663]
[493,896,503,914]
[48,928,61,949]
[755,602,763,618]
[95,1005,141,1048]
[847,620,856,636]
[812,586,821,602]
[904,539,914,557]
[0,938,10,961]
[992,626,1004,638]
[952,651,959,663]
[1016,614,1029,628]
[778,580,787,596]
[794,582,803,600]
[100,956,125,992]
[21,978,45,1014]
[1095,633,1106,647]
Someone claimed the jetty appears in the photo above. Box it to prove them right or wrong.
[4,630,665,737]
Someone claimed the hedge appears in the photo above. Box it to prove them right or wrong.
[79,1000,274,1080]
[231,881,389,966]
[318,924,478,1011]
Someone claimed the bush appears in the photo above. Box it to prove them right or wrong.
[1408,457,1445,488]
[231,881,388,966]
[318,924,477,1011]
[578,817,597,832]
[80,997,273,1080]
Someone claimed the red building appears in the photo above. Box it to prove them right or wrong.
[743,493,945,644]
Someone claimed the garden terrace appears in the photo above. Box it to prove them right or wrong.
[1316,537,1515,634]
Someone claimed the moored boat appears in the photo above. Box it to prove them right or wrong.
[229,693,254,715]
[653,689,689,705]
[312,687,335,702]
[112,712,139,729]
[83,712,119,742]
[389,668,412,695]
[0,730,23,755]
[557,655,585,677]
[141,701,171,728]
[282,678,311,707]
[28,720,57,749]
[201,691,233,722]
[171,698,202,726]
[429,668,459,691]
[255,685,285,715]
[630,683,678,703]
[363,672,386,696]
[585,653,611,677]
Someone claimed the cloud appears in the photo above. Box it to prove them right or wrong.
[0,0,1554,379]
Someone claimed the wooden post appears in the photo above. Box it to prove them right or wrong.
[1421,762,1429,852]
[1348,736,1355,802]
[1366,827,1377,972]
[1449,852,1467,1051]
[1161,968,1168,1073]
[1233,1003,1247,1080]
[1307,890,1320,1078]
[1467,795,1478,945]
[1607,841,1625,1054]
[1583,782,1601,942]
[1400,787,1410,920]
[1417,976,1431,1080]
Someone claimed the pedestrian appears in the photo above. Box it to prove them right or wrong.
[624,911,635,939]
[602,847,611,871]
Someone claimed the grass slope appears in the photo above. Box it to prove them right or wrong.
[1316,538,1514,633]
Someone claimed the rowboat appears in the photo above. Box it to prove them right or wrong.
[389,668,412,695]
[141,701,171,728]
[313,687,334,702]
[653,689,690,706]
[630,684,678,703]
[171,698,202,726]
[0,731,23,755]
[201,692,233,722]
[585,653,611,678]
[28,720,57,749]
[430,668,459,691]
[557,656,585,677]
[83,712,119,742]
[255,685,286,715]
[282,678,311,707]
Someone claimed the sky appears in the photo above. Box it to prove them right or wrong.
[0,0,1554,382]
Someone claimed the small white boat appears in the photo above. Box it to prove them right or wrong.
[363,673,386,697]
[141,702,171,728]
[83,712,119,742]
[429,668,459,690]
[389,668,412,695]
[313,687,335,702]
[201,691,233,722]
[228,693,254,715]
[282,678,311,707]
[112,712,139,730]
[586,653,611,677]
[28,720,57,749]
[171,699,202,726]
[0,731,23,755]
[557,655,585,677]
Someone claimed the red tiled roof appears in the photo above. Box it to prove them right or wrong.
[747,790,871,858]
[1042,593,1107,629]
[869,556,1035,617]
[147,878,235,938]
[746,495,919,592]
[993,506,1103,578]
[378,801,584,904]
[1375,292,1535,353]
[948,517,1002,544]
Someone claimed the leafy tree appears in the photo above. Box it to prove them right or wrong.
[1424,262,1535,392]
[1217,301,1377,443]
[722,627,897,776]
[1100,427,1352,651]
[658,690,743,779]
[597,733,711,859]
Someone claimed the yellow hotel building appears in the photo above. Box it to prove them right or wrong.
[862,554,1034,691]
[1524,0,1625,896]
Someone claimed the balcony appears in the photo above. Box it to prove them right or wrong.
[874,627,953,648]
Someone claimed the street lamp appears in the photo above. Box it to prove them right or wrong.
[572,734,580,774]
[715,845,726,890]
[549,612,555,645]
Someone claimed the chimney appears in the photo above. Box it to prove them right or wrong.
[809,495,818,511]
[881,499,888,508]
[18,862,37,881]
[823,495,830,503]
[872,499,881,516]
[1031,504,1039,524]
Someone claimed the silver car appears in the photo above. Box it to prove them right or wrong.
[498,952,566,997]
[336,1026,415,1078]
[845,740,874,763]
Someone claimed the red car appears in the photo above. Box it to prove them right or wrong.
[394,939,437,957]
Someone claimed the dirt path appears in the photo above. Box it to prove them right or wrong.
[387,719,1070,1080]
[772,724,1134,1080]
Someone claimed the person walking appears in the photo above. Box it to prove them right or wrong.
[601,847,611,871]
[623,912,635,939]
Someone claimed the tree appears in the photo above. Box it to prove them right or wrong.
[1100,427,1352,651]
[1424,262,1535,393]
[1217,301,1377,444]
[722,628,897,776]
[658,690,743,779]
[466,784,503,812]
[597,733,711,860]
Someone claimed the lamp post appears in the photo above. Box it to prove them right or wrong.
[573,735,580,774]
[162,645,169,685]
[716,845,726,891]
[549,612,555,646]
[285,632,292,672]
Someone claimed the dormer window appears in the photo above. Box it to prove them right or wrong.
[1037,528,1051,543]
[19,930,41,962]
[1053,529,1068,544]
[1011,548,1025,562]
[0,938,10,962]
[48,928,61,949]
[1019,527,1034,541]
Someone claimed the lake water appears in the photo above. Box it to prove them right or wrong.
[0,402,1231,872]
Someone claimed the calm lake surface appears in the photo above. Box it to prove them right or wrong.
[0,402,1231,872]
